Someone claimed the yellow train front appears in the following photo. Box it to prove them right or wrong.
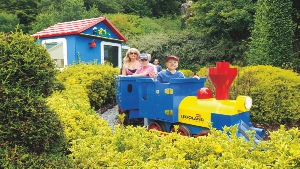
[137,62,265,142]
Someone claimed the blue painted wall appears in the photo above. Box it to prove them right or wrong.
[74,35,100,63]
[38,22,122,65]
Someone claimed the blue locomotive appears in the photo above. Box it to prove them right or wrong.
[115,62,265,142]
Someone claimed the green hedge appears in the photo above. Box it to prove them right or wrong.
[0,31,69,167]
[56,62,119,110]
[0,145,74,168]
[180,69,195,77]
[232,65,300,124]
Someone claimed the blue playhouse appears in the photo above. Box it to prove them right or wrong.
[31,17,128,68]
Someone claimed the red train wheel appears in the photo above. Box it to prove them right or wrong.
[148,121,166,132]
[171,125,192,136]
[195,130,210,138]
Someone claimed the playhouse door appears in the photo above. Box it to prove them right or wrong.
[101,42,121,68]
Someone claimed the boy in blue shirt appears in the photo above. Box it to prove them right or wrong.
[156,55,185,83]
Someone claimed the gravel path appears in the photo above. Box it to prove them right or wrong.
[99,105,119,129]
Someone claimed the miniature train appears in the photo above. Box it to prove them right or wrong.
[115,62,265,142]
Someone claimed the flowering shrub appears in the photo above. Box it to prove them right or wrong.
[56,62,119,110]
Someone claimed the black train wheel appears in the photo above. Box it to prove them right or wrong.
[148,121,166,132]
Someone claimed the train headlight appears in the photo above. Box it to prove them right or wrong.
[236,96,252,111]
[245,97,252,110]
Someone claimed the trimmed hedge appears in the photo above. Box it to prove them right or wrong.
[232,65,300,124]
[0,31,69,167]
[180,69,195,77]
[56,62,120,110]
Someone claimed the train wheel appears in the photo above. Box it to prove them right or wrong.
[195,130,210,138]
[148,121,166,132]
[171,125,192,136]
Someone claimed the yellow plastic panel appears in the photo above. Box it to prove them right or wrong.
[178,96,242,128]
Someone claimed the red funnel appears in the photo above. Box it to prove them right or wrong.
[208,62,237,100]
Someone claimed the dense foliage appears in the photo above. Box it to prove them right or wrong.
[188,0,255,65]
[56,62,119,110]
[0,31,70,166]
[30,0,101,34]
[0,12,20,33]
[105,14,182,39]
[233,66,300,124]
[247,0,294,69]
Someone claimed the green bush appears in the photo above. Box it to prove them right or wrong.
[70,124,300,168]
[180,69,194,77]
[56,62,119,110]
[0,145,74,168]
[0,31,60,97]
[232,65,300,124]
[0,31,67,156]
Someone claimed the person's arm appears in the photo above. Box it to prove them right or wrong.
[152,64,157,73]
[156,73,163,82]
[132,66,155,77]
[158,65,162,72]
[121,66,127,75]
[131,72,148,77]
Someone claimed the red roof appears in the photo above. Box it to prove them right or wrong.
[31,17,127,42]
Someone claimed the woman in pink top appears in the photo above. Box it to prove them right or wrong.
[131,53,156,77]
[121,48,141,75]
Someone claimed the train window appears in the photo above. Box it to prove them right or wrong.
[127,84,132,93]
[142,84,147,100]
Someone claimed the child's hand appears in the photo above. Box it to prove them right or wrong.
[193,74,200,80]
[149,72,157,79]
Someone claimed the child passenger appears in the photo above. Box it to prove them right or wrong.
[155,55,185,83]
[130,53,156,77]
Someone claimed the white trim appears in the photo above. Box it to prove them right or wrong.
[122,44,130,50]
[100,41,122,68]
[41,38,67,67]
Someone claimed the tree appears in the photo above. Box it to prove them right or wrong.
[291,0,300,72]
[146,0,182,18]
[84,0,123,14]
[0,0,39,33]
[0,12,20,33]
[0,31,66,153]
[30,0,101,34]
[187,0,255,65]
[118,0,151,17]
[247,0,294,68]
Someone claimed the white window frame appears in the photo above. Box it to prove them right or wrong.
[100,41,122,68]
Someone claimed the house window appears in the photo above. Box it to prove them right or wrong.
[42,38,67,68]
[101,42,121,68]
